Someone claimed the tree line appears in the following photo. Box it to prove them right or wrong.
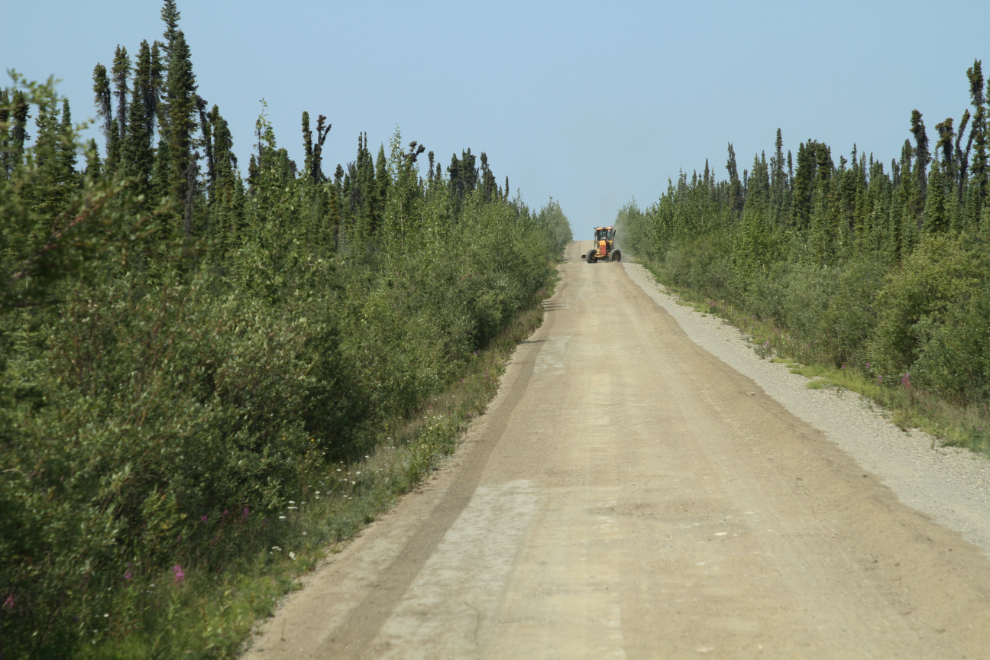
[619,59,990,411]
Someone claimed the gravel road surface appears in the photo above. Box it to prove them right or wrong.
[245,241,990,659]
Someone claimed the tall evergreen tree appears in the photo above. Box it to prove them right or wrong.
[955,108,971,198]
[910,110,930,200]
[148,41,165,127]
[935,118,955,169]
[206,105,237,212]
[374,143,389,231]
[92,63,113,138]
[725,143,743,217]
[480,152,497,201]
[196,95,214,193]
[923,160,948,233]
[312,115,330,184]
[301,111,313,180]
[111,46,131,142]
[124,72,154,201]
[160,0,181,60]
[84,138,102,181]
[966,60,987,214]
[166,30,197,211]
[792,142,814,227]
[132,40,160,137]
[771,128,785,191]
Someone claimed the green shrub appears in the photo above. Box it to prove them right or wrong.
[868,235,984,378]
[913,284,990,402]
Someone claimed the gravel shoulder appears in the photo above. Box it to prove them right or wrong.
[623,261,990,557]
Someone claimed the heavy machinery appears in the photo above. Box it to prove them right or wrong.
[584,226,621,263]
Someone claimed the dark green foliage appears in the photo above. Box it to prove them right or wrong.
[160,0,180,58]
[725,143,742,217]
[8,89,29,170]
[91,63,112,137]
[166,30,197,212]
[123,70,154,201]
[111,45,130,141]
[967,60,987,215]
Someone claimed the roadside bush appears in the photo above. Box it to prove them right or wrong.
[661,230,735,300]
[868,235,984,378]
[913,284,990,402]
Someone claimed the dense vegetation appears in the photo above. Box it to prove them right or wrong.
[618,59,990,449]
[0,2,571,656]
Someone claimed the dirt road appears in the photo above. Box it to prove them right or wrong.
[246,241,990,659]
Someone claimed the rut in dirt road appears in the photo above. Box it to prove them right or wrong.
[245,241,990,659]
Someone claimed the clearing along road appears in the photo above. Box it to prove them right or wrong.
[246,241,990,659]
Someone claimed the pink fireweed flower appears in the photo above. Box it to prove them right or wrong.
[200,515,208,523]
[3,595,13,610]
[901,372,911,388]
[124,571,133,581]
[242,507,250,522]
[172,564,185,585]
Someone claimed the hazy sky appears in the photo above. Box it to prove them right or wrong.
[3,1,987,236]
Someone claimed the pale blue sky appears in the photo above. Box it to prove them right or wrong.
[4,1,988,236]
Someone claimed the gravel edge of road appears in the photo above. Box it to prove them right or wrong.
[622,261,990,558]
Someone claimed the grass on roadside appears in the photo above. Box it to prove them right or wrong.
[78,274,559,660]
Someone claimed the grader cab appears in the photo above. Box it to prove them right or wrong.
[585,226,621,263]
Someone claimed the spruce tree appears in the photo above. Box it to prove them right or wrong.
[166,30,197,211]
[792,142,814,227]
[124,73,154,201]
[374,143,389,231]
[207,104,235,208]
[771,128,785,191]
[84,139,102,181]
[725,143,743,218]
[196,95,214,194]
[955,108,971,197]
[148,41,165,128]
[133,40,160,136]
[312,115,330,184]
[92,63,113,138]
[301,111,313,181]
[31,97,77,221]
[910,110,930,200]
[57,99,77,181]
[160,0,181,60]
[967,60,987,215]
[923,160,948,233]
[111,46,131,142]
[480,152,497,202]
[935,118,955,170]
